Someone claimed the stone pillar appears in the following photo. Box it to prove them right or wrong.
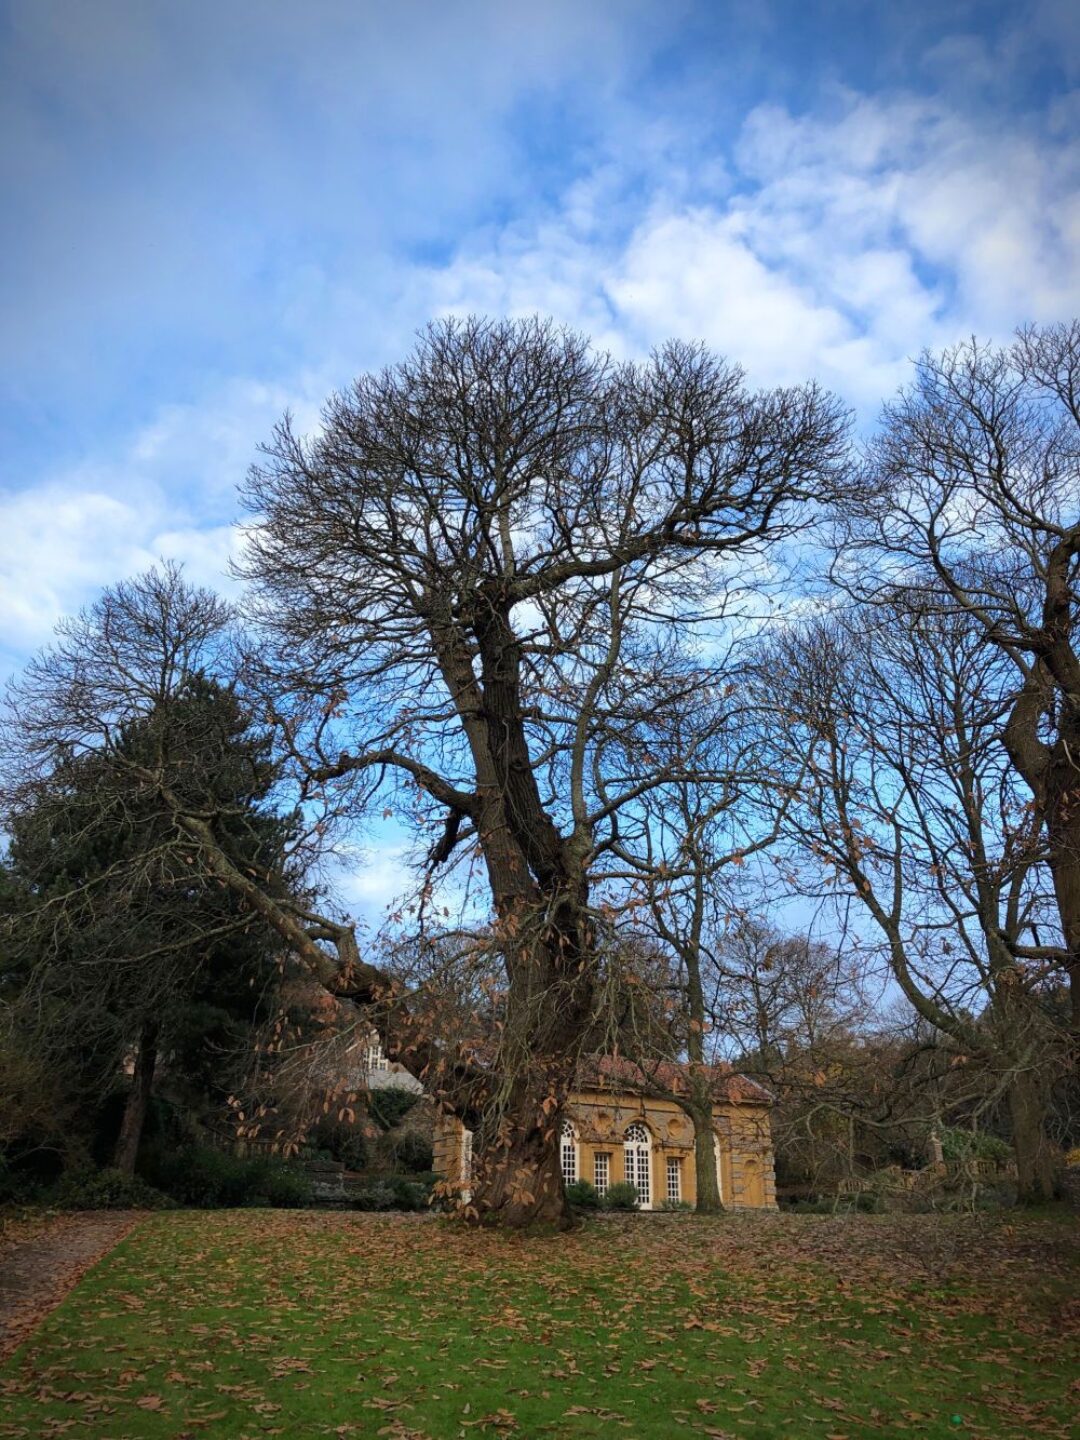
[927,1129,944,1168]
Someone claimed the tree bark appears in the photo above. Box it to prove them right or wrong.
[1003,669,1080,1040]
[465,1062,577,1228]
[423,599,599,1228]
[685,950,724,1213]
[113,1021,158,1178]
[1045,788,1080,1040]
[470,915,594,1227]
[689,1098,723,1213]
[1007,1069,1055,1204]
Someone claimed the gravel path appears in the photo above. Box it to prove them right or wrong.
[0,1211,144,1362]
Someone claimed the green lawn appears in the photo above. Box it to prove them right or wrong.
[0,1209,1076,1439]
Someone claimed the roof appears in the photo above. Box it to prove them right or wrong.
[576,1054,773,1106]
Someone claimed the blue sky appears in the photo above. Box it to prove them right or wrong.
[2,0,1078,915]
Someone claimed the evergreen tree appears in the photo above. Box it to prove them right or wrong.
[1,676,298,1176]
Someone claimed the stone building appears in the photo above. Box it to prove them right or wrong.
[434,1056,777,1210]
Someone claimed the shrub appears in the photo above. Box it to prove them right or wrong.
[659,1198,693,1212]
[257,1163,314,1209]
[52,1167,174,1210]
[336,1133,369,1172]
[348,1174,434,1211]
[312,1122,368,1172]
[565,1179,600,1209]
[939,1127,1012,1165]
[391,1175,433,1211]
[602,1181,639,1211]
[0,1153,47,1205]
[783,1198,834,1214]
[350,1179,397,1211]
[140,1144,312,1208]
[390,1131,434,1174]
[368,1088,420,1131]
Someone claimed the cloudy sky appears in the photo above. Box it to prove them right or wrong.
[1,0,1078,911]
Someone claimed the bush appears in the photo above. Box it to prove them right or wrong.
[348,1174,434,1212]
[659,1198,693,1212]
[602,1181,639,1211]
[565,1179,600,1209]
[782,1198,834,1214]
[257,1163,315,1209]
[52,1167,173,1210]
[140,1144,312,1208]
[939,1127,1012,1165]
[391,1175,433,1211]
[390,1131,433,1174]
[335,1133,369,1172]
[0,1153,51,1205]
[350,1179,397,1211]
[368,1088,420,1131]
[312,1121,368,1172]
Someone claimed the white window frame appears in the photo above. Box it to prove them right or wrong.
[594,1151,610,1197]
[713,1133,724,1203]
[624,1122,652,1210]
[666,1156,682,1204]
[560,1120,579,1186]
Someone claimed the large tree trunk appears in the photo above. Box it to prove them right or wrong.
[1007,1069,1055,1204]
[422,599,605,1229]
[689,1099,723,1213]
[1046,798,1080,1041]
[1005,684,1080,1042]
[467,1067,575,1229]
[684,952,724,1213]
[113,1021,158,1177]
[454,889,595,1228]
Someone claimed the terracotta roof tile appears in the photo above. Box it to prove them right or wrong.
[577,1054,772,1105]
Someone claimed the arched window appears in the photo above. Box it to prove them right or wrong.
[560,1120,578,1185]
[624,1122,652,1209]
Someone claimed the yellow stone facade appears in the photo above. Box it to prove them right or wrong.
[434,1084,777,1211]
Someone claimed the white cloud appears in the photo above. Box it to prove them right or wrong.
[328,841,420,929]
[419,87,1080,414]
[729,91,1080,348]
[607,206,860,386]
[0,0,667,402]
[0,373,330,655]
[0,481,247,654]
[7,74,1079,672]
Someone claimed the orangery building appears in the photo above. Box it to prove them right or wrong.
[434,1056,777,1211]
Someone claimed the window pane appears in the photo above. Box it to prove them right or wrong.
[624,1126,650,1206]
[594,1152,609,1196]
[561,1139,577,1184]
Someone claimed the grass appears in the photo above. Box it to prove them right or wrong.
[0,1208,1076,1438]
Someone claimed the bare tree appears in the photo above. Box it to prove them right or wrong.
[767,598,1066,1199]
[841,323,1080,1038]
[707,920,886,1194]
[711,921,871,1069]
[234,315,848,1225]
[603,678,792,1211]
